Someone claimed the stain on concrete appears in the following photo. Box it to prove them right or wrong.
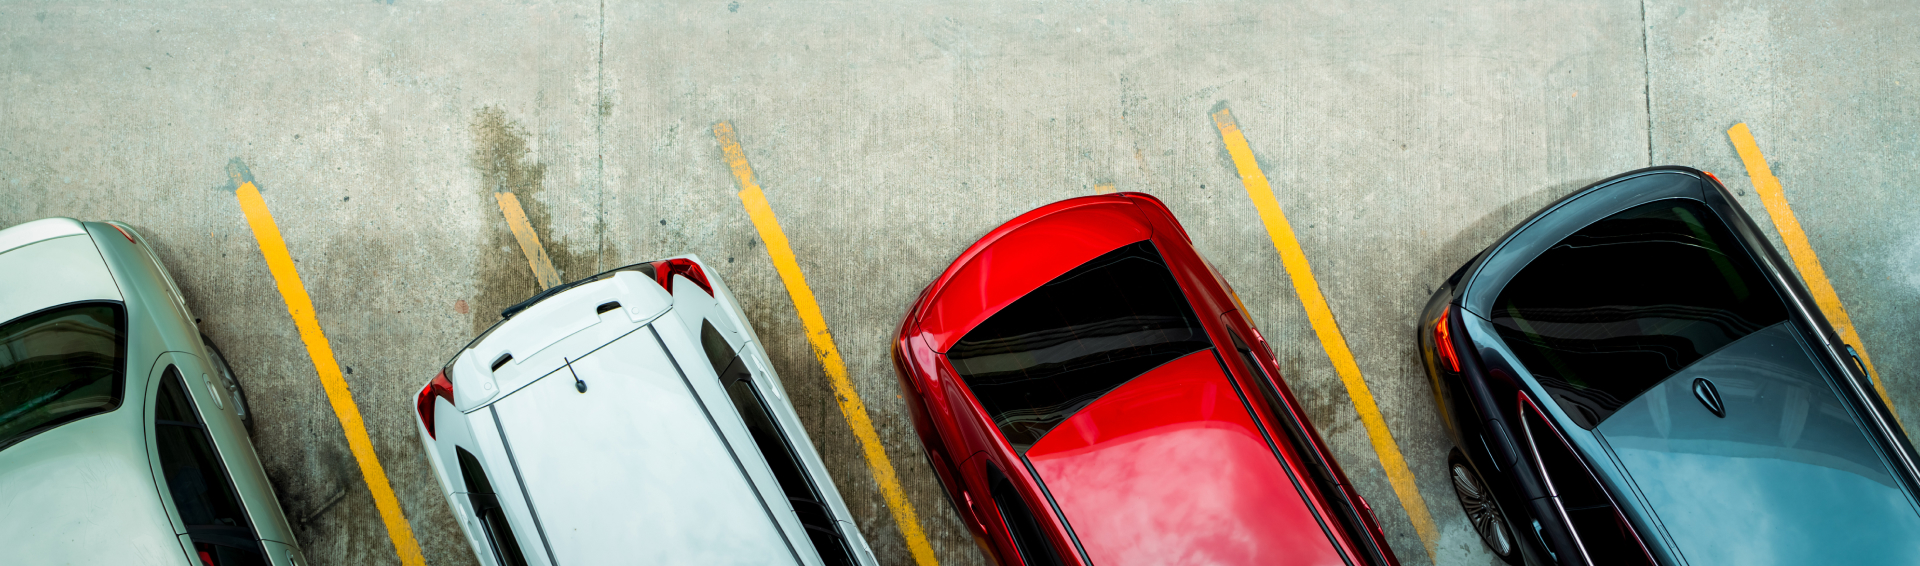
[225,157,257,192]
[284,429,361,534]
[467,107,593,335]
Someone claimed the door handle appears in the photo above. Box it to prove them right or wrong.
[202,373,225,410]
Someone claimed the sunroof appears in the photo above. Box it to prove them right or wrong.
[946,241,1211,452]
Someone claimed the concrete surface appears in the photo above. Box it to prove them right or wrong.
[2,2,1914,565]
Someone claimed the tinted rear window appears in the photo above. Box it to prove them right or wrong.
[947,241,1210,451]
[0,302,126,451]
[1492,198,1788,428]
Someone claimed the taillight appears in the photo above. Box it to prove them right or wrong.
[1703,171,1721,184]
[109,223,136,243]
[416,371,454,438]
[1434,306,1461,372]
[649,258,713,296]
[198,550,216,566]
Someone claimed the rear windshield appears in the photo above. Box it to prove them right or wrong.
[1492,198,1788,428]
[0,302,126,451]
[947,241,1210,451]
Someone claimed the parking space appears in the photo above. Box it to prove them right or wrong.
[2,2,1915,566]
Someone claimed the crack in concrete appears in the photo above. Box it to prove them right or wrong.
[596,0,608,273]
[1642,0,1655,166]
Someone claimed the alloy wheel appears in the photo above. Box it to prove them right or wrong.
[1450,453,1514,558]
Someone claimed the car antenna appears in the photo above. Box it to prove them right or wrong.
[565,357,587,393]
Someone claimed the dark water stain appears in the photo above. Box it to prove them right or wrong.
[225,157,257,192]
[467,107,595,335]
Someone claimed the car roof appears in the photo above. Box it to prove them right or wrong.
[486,318,806,565]
[1024,350,1346,566]
[0,220,122,324]
[0,397,184,564]
[912,194,1159,352]
[1596,322,1920,564]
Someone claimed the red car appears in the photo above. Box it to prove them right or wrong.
[893,193,1400,566]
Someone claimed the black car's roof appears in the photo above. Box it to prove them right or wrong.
[1597,321,1920,564]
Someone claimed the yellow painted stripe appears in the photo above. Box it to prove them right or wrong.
[1728,123,1902,426]
[1093,184,1117,194]
[712,121,941,566]
[496,192,563,290]
[1212,108,1439,562]
[234,183,426,566]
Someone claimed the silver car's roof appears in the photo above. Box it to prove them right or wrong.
[0,221,122,324]
[0,220,185,563]
[0,397,185,563]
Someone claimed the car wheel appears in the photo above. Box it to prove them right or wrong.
[202,334,255,434]
[1449,448,1517,562]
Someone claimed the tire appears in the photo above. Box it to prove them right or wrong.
[1449,448,1518,563]
[201,334,255,434]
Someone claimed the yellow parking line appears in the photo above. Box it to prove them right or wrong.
[231,172,426,566]
[1728,123,1901,426]
[1093,184,1117,194]
[1211,108,1439,562]
[712,121,940,566]
[496,192,563,290]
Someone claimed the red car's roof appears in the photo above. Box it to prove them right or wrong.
[913,196,1156,351]
[1026,350,1347,566]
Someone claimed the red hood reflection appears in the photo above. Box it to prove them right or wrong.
[1025,350,1347,566]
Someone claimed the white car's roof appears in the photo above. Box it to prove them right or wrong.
[491,325,802,564]
[0,406,185,564]
[0,220,121,324]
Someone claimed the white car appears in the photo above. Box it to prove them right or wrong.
[0,218,306,565]
[414,256,878,566]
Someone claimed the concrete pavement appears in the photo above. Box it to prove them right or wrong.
[3,2,1914,565]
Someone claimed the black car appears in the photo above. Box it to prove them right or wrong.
[1418,167,1920,565]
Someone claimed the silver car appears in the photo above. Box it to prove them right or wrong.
[414,256,878,566]
[0,218,305,565]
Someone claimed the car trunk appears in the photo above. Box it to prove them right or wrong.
[489,325,801,565]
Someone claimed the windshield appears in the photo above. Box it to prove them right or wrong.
[1491,198,1788,428]
[0,302,127,451]
[946,240,1211,452]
